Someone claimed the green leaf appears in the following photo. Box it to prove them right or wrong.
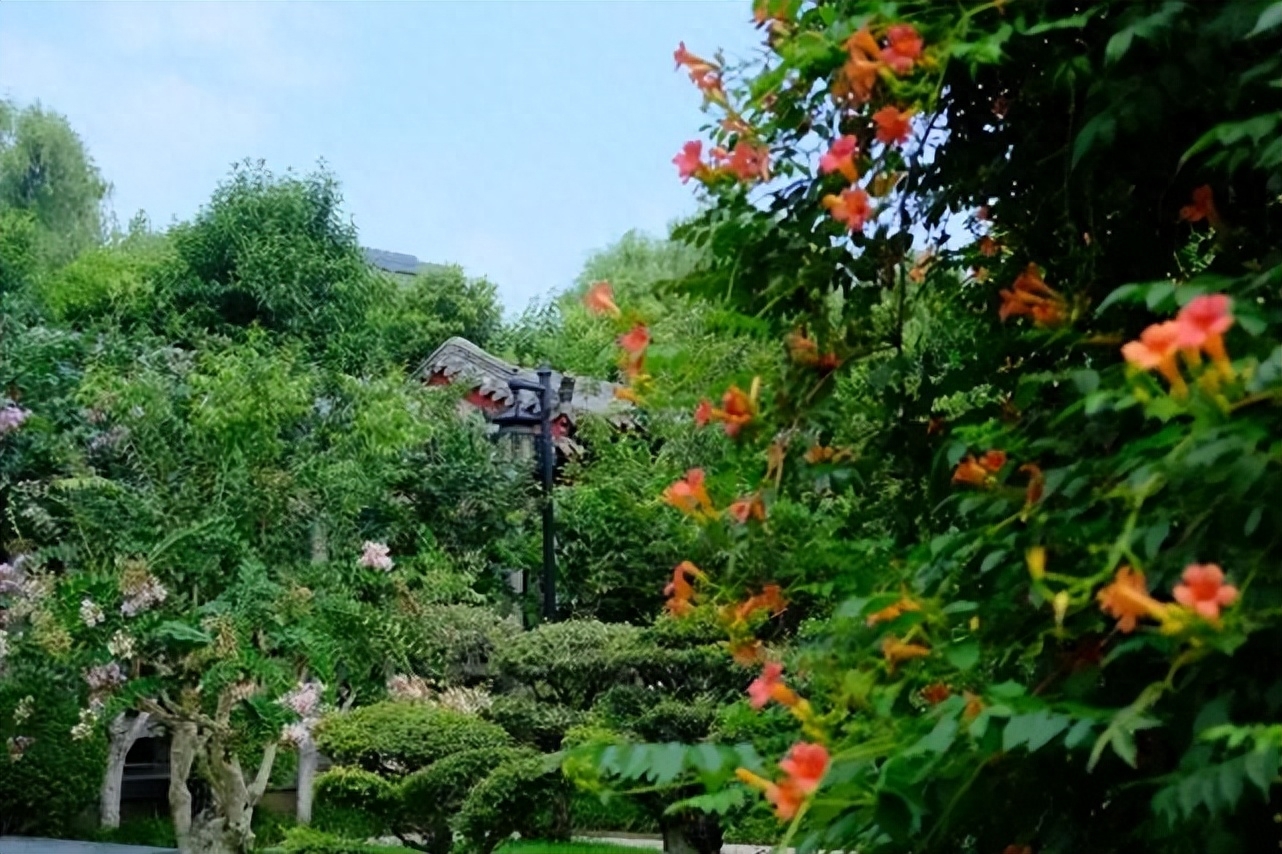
[1072,113,1116,167]
[693,743,724,774]
[874,792,915,842]
[942,600,978,615]
[1001,714,1032,752]
[1022,8,1101,34]
[1109,727,1139,768]
[1177,773,1208,818]
[912,716,959,755]
[733,743,766,775]
[1142,520,1170,560]
[945,641,980,672]
[650,743,689,785]
[1104,28,1134,64]
[781,31,838,68]
[1027,713,1071,752]
[1064,718,1095,750]
[1145,281,1176,310]
[599,745,623,775]
[1248,2,1282,37]
[664,787,745,816]
[621,744,652,780]
[1096,283,1144,314]
[1071,369,1100,395]
[979,550,1006,574]
[1003,710,1070,753]
[154,621,214,647]
[1193,694,1233,735]
[1245,506,1263,536]
[1182,113,1282,166]
[968,709,991,740]
[1244,745,1280,794]
[1217,758,1245,810]
[989,681,1027,700]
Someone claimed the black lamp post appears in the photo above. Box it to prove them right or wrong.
[500,365,558,622]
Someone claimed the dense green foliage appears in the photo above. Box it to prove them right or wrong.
[398,746,538,850]
[0,674,106,835]
[572,2,1282,854]
[280,827,407,854]
[312,767,399,840]
[0,98,109,267]
[494,619,641,707]
[0,102,524,851]
[315,702,510,775]
[483,695,585,752]
[455,754,571,854]
[9,3,1282,852]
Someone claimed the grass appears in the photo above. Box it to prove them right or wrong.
[498,842,651,854]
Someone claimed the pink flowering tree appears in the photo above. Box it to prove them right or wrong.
[0,339,441,852]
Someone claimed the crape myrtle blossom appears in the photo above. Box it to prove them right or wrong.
[107,630,136,659]
[120,565,168,616]
[279,680,325,747]
[358,541,394,571]
[0,402,30,436]
[80,598,105,627]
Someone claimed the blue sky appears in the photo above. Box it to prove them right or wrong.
[0,1,763,311]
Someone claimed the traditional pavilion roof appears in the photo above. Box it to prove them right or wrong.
[414,337,635,453]
[362,247,452,278]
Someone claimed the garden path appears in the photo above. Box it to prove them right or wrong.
[0,840,175,854]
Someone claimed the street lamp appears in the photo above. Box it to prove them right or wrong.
[494,365,558,622]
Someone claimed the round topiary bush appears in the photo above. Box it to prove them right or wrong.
[482,694,586,751]
[494,619,641,707]
[312,766,397,839]
[455,755,571,854]
[396,746,536,853]
[314,702,510,775]
[405,604,520,685]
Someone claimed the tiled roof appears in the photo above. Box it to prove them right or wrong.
[362,247,420,275]
[415,337,636,439]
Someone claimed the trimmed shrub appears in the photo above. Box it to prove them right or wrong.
[281,827,409,854]
[396,746,535,853]
[592,686,720,743]
[314,702,509,775]
[483,694,585,751]
[633,698,718,744]
[94,816,179,848]
[405,604,520,685]
[620,640,745,701]
[312,767,397,839]
[455,755,571,854]
[571,792,659,835]
[494,619,641,707]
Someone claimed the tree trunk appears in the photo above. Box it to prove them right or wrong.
[660,812,723,854]
[204,736,278,854]
[548,790,572,842]
[310,519,328,564]
[296,739,319,825]
[187,811,235,854]
[298,521,326,827]
[169,721,200,854]
[101,711,151,828]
